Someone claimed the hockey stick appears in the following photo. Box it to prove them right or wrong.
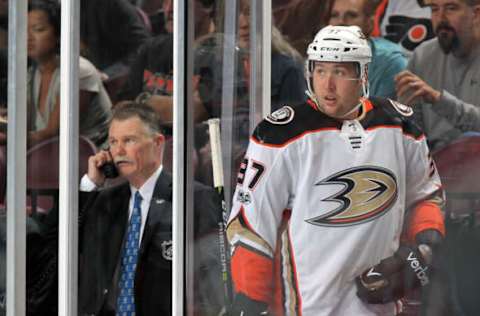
[208,118,233,314]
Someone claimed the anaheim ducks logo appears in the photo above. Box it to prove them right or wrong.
[265,106,295,125]
[389,99,414,117]
[307,166,398,227]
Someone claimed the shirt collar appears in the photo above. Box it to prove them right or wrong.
[130,165,163,203]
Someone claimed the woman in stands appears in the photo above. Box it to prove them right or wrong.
[27,0,112,147]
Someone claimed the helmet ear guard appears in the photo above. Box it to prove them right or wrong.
[305,25,372,102]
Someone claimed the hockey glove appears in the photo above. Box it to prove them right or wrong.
[355,244,433,304]
[230,293,269,316]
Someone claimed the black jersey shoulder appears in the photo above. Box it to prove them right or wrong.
[252,103,340,146]
[365,97,424,139]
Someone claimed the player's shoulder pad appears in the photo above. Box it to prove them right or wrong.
[370,97,423,139]
[253,104,338,146]
[265,105,295,125]
[388,99,414,117]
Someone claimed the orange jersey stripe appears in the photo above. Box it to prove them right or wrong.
[231,245,274,303]
[406,201,445,244]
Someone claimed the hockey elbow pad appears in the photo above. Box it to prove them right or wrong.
[230,293,269,315]
[355,244,433,304]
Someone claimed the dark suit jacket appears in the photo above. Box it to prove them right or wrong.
[78,171,223,316]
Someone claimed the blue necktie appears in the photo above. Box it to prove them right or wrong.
[117,191,142,316]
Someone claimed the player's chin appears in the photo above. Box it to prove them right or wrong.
[320,101,339,114]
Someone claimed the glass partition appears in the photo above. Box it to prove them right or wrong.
[0,1,6,312]
[5,0,27,315]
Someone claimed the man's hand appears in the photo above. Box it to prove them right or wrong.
[395,70,441,105]
[356,245,433,304]
[87,150,113,187]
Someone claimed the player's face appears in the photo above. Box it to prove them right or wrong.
[27,10,58,61]
[329,0,373,36]
[430,0,479,56]
[312,61,363,120]
[108,117,164,188]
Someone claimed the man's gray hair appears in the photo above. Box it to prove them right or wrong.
[110,102,163,136]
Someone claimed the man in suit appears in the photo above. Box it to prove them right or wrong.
[78,102,223,315]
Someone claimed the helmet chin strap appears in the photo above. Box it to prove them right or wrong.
[338,102,362,119]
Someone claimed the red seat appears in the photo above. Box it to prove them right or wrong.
[27,136,97,213]
[433,135,480,194]
[432,135,480,221]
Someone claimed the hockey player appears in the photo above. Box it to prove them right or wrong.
[226,25,445,315]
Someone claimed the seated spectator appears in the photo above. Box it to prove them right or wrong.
[273,0,333,58]
[329,0,407,99]
[395,0,480,151]
[80,0,151,78]
[198,0,307,117]
[115,0,216,124]
[116,33,210,128]
[27,0,112,147]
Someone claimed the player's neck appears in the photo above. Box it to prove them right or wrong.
[340,101,362,120]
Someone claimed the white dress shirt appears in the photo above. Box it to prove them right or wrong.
[80,165,163,244]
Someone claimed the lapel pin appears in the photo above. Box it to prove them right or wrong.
[155,199,165,204]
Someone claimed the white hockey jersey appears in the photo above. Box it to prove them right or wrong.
[227,97,443,316]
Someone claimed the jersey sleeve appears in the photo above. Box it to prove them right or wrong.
[403,135,445,242]
[227,131,295,303]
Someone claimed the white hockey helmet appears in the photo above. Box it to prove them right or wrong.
[305,25,372,100]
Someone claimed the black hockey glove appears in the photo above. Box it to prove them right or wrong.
[230,293,269,316]
[355,244,433,304]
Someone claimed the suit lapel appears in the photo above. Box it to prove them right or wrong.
[138,172,172,257]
